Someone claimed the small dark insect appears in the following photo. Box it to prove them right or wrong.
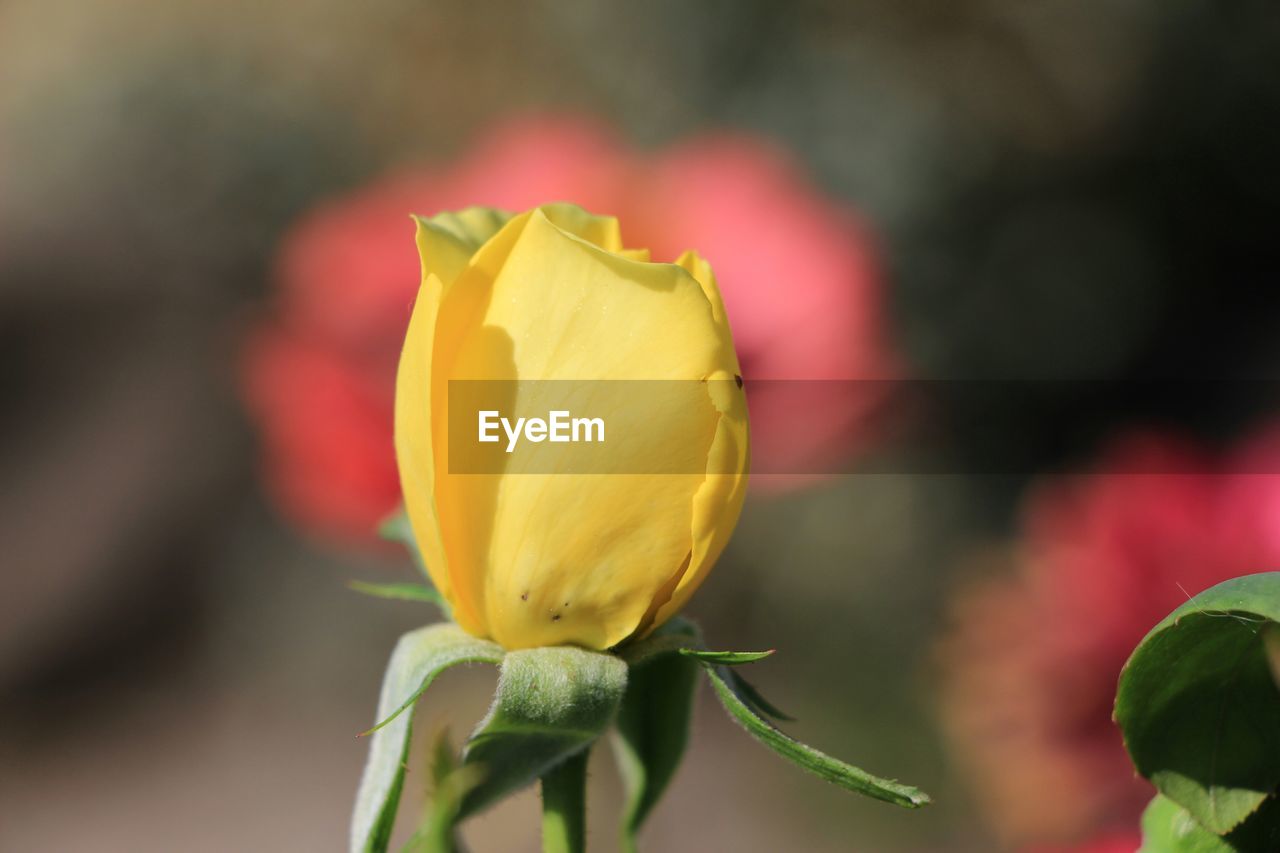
[520,591,529,601]
[552,614,562,622]
[734,374,743,389]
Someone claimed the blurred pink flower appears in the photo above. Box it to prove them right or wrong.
[938,427,1280,848]
[242,115,898,544]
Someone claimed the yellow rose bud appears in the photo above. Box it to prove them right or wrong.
[394,203,749,650]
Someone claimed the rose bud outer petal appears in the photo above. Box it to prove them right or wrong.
[394,209,516,637]
[412,206,744,650]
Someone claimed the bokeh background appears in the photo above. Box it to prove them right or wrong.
[4,1,1280,851]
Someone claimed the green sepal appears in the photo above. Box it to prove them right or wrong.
[400,730,484,853]
[616,620,699,666]
[378,508,438,579]
[373,508,448,617]
[355,613,931,852]
[1141,793,1280,852]
[350,624,503,853]
[617,618,777,669]
[618,619,793,722]
[613,623,702,853]
[349,580,446,609]
[699,662,930,808]
[1116,572,1280,835]
[617,617,926,814]
[455,645,628,819]
[378,509,419,562]
[678,648,774,665]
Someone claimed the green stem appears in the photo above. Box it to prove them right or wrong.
[540,749,588,853]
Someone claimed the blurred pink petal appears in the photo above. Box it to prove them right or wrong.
[274,172,436,351]
[241,329,401,543]
[940,426,1280,847]
[434,114,629,214]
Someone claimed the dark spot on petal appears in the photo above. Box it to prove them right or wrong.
[520,591,529,602]
[563,601,570,607]
[734,374,743,389]
[552,614,562,622]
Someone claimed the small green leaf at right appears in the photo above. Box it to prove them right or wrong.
[1141,793,1280,852]
[1115,572,1280,835]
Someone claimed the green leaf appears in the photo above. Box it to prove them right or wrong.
[698,662,930,809]
[456,645,628,819]
[350,624,503,853]
[678,648,774,665]
[349,581,446,609]
[1115,572,1280,835]
[613,640,700,852]
[1141,793,1280,852]
[1142,794,1234,852]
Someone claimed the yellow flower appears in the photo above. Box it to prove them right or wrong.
[394,203,749,650]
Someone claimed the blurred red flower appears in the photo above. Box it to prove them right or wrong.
[938,428,1280,848]
[241,115,898,544]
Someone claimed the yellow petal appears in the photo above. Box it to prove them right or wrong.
[394,209,513,636]
[395,270,485,636]
[644,252,750,633]
[399,206,748,650]
[432,209,739,648]
[646,370,750,632]
[674,249,730,326]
